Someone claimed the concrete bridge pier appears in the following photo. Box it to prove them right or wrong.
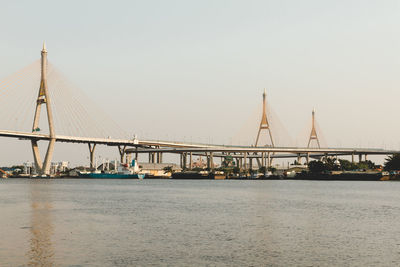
[210,152,214,171]
[149,152,156,163]
[31,140,43,174]
[88,143,96,169]
[183,153,187,170]
[297,154,301,165]
[243,152,247,171]
[261,152,265,168]
[118,145,127,164]
[306,152,310,165]
[156,152,163,163]
[189,152,193,170]
[180,153,185,169]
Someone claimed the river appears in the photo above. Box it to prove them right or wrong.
[1,179,400,266]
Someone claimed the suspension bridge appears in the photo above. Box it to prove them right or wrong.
[0,44,397,176]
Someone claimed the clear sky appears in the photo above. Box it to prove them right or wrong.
[0,0,399,166]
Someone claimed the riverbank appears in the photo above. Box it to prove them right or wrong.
[4,171,400,181]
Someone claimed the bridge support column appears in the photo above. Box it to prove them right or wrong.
[149,152,155,163]
[306,152,310,165]
[184,153,188,170]
[42,138,55,175]
[365,154,368,161]
[261,153,265,168]
[297,154,301,165]
[189,152,193,170]
[210,152,214,171]
[88,143,96,169]
[267,152,271,168]
[118,145,127,164]
[243,153,247,171]
[351,153,354,163]
[31,140,43,174]
[359,154,362,163]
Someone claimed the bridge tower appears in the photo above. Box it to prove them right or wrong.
[255,89,274,147]
[307,108,320,148]
[31,43,56,175]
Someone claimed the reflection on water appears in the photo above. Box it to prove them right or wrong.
[27,181,54,266]
[2,179,400,266]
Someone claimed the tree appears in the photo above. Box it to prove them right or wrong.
[323,157,340,171]
[338,159,376,171]
[363,160,376,169]
[221,156,234,167]
[384,154,400,171]
[308,160,326,173]
[357,161,369,170]
[338,159,358,171]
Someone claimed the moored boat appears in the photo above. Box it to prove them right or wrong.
[79,172,145,179]
[78,159,145,179]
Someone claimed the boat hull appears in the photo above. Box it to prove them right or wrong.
[79,173,145,179]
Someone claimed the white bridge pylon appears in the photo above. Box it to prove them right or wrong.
[31,43,56,175]
[255,89,274,147]
[307,108,321,148]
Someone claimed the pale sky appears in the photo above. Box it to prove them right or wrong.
[0,0,399,166]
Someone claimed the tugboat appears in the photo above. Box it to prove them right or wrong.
[79,160,145,179]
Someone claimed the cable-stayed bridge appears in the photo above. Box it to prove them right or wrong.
[0,45,397,175]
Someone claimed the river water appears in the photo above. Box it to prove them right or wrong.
[1,179,400,266]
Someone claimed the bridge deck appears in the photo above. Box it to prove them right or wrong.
[0,129,397,156]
